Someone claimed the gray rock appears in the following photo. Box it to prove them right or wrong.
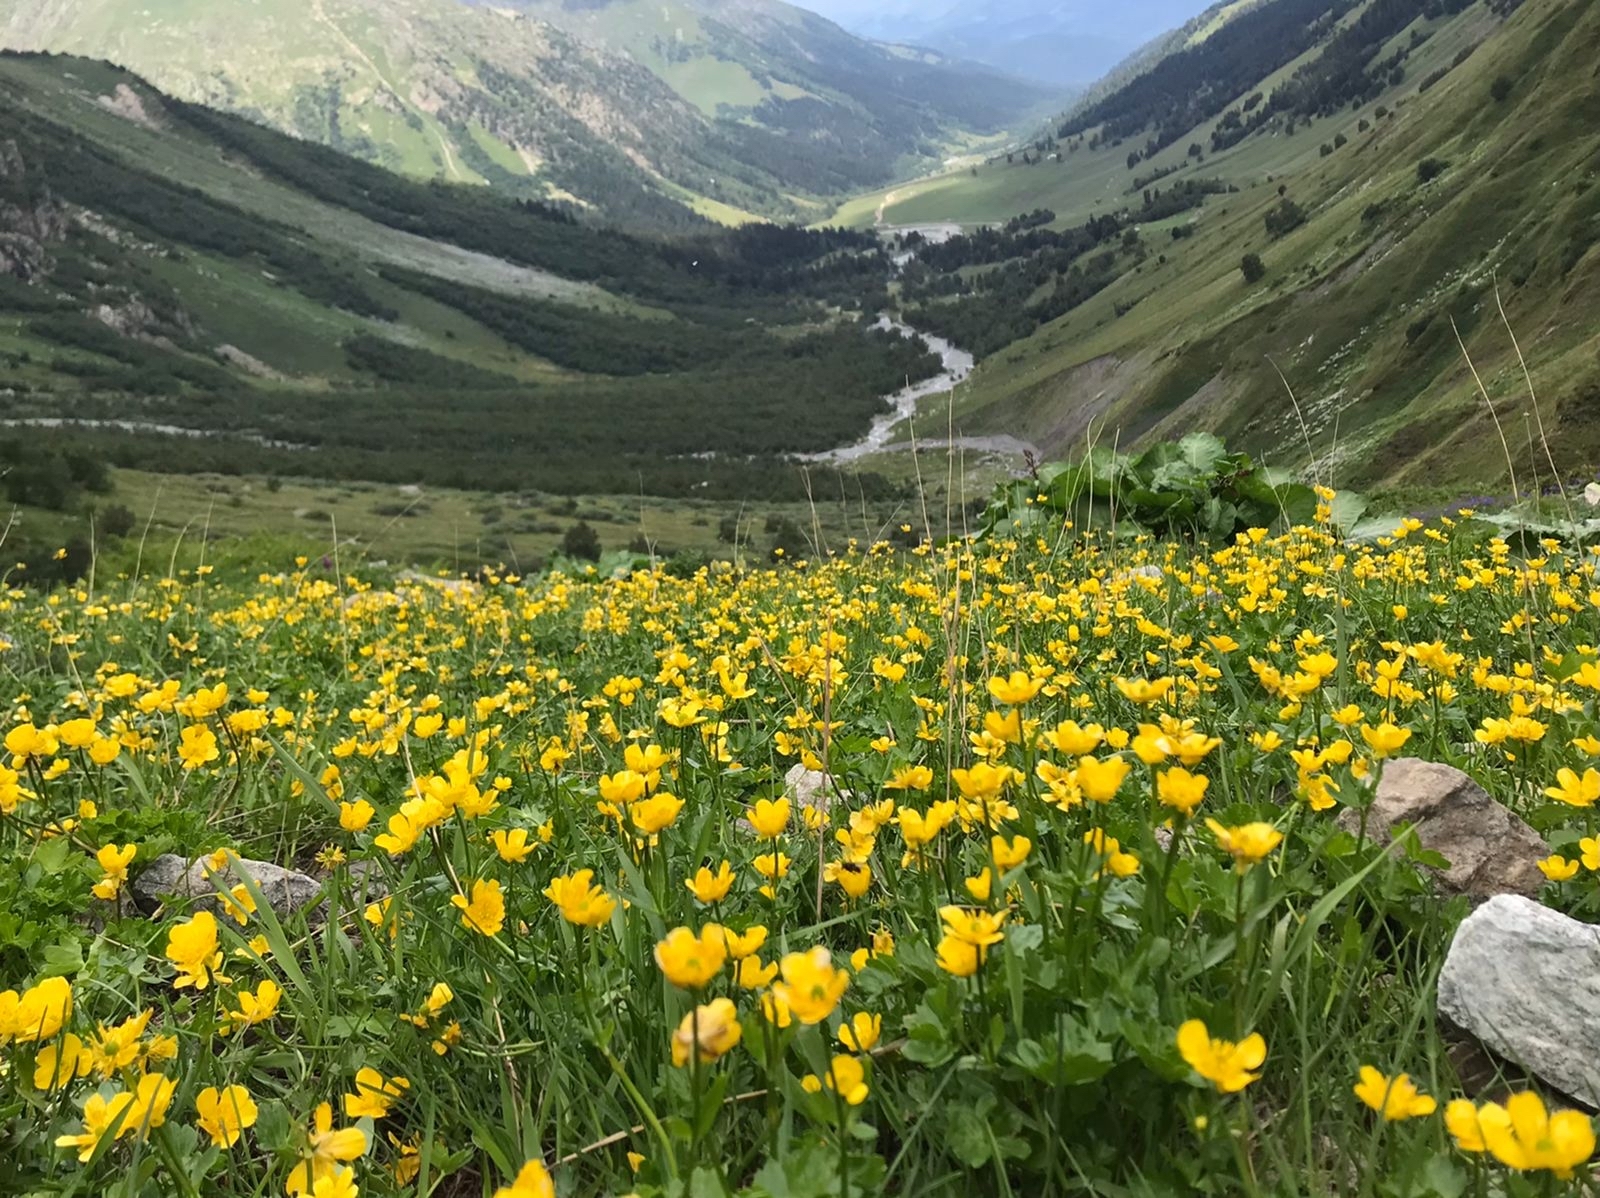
[1341,758,1549,899]
[1437,895,1600,1107]
[133,853,323,919]
[785,762,844,815]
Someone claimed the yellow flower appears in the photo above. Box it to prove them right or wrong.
[753,852,792,881]
[772,946,849,1024]
[1043,720,1104,756]
[736,955,778,989]
[1156,767,1209,817]
[988,670,1044,705]
[991,834,1031,869]
[195,1084,258,1148]
[492,1160,556,1198]
[824,859,872,899]
[746,796,792,838]
[91,842,137,901]
[1582,838,1600,871]
[491,828,537,863]
[1545,767,1600,808]
[950,761,1018,803]
[1074,755,1131,803]
[838,1012,881,1052]
[451,879,506,936]
[1539,854,1581,882]
[654,925,728,989]
[311,1168,359,1198]
[1205,820,1283,870]
[221,979,282,1035]
[630,792,684,835]
[166,911,225,991]
[687,860,736,904]
[339,800,375,832]
[1478,1091,1596,1177]
[343,1066,409,1119]
[802,1054,869,1105]
[1359,722,1411,758]
[542,870,617,927]
[598,770,647,806]
[1353,1067,1436,1120]
[1445,1098,1487,1153]
[721,925,769,960]
[883,764,933,791]
[670,996,744,1066]
[178,724,221,770]
[1115,676,1174,705]
[936,935,981,977]
[286,1102,368,1196]
[964,868,992,902]
[33,1032,91,1091]
[939,905,1007,949]
[1176,1019,1265,1093]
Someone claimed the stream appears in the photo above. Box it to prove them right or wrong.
[801,316,1039,465]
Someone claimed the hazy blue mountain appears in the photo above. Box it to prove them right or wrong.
[809,0,1215,85]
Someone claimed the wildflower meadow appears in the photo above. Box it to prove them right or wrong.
[3,501,1600,1196]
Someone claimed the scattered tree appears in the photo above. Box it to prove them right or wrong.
[1241,253,1267,284]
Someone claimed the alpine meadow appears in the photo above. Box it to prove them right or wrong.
[2,0,1600,1196]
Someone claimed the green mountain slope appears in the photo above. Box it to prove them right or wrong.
[841,0,1599,498]
[0,51,938,503]
[0,0,1051,227]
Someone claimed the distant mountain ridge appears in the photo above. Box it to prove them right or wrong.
[0,0,1055,227]
[813,0,1216,86]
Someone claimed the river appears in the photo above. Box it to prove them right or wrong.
[802,316,1040,465]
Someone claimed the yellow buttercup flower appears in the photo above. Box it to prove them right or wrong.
[1176,1019,1265,1093]
[802,1053,869,1105]
[451,879,506,936]
[747,796,791,838]
[166,911,226,991]
[772,946,848,1024]
[988,669,1044,705]
[195,1084,259,1148]
[1478,1092,1595,1177]
[491,828,537,863]
[1545,767,1600,808]
[1205,820,1283,869]
[492,1159,556,1198]
[286,1102,367,1196]
[1156,767,1208,817]
[543,870,617,927]
[1353,1066,1436,1120]
[654,925,728,990]
[1359,723,1412,759]
[343,1066,409,1119]
[686,860,736,903]
[670,996,743,1066]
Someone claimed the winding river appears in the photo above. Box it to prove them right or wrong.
[803,316,1040,465]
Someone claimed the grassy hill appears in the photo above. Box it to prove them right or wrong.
[832,0,1599,502]
[0,0,1053,227]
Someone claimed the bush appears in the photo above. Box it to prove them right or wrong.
[1417,158,1450,184]
[560,521,601,561]
[1240,253,1267,284]
[1263,199,1306,240]
[1491,76,1513,103]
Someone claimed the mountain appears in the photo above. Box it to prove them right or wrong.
[0,0,1054,227]
[0,50,942,505]
[812,0,1218,87]
[844,0,1600,497]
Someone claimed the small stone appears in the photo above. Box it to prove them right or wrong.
[1340,758,1549,899]
[133,853,323,920]
[1437,894,1600,1107]
[785,762,843,816]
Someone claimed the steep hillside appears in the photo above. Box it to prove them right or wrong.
[0,52,938,506]
[0,0,1052,227]
[878,0,1600,498]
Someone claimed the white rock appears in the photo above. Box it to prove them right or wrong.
[1437,894,1600,1107]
